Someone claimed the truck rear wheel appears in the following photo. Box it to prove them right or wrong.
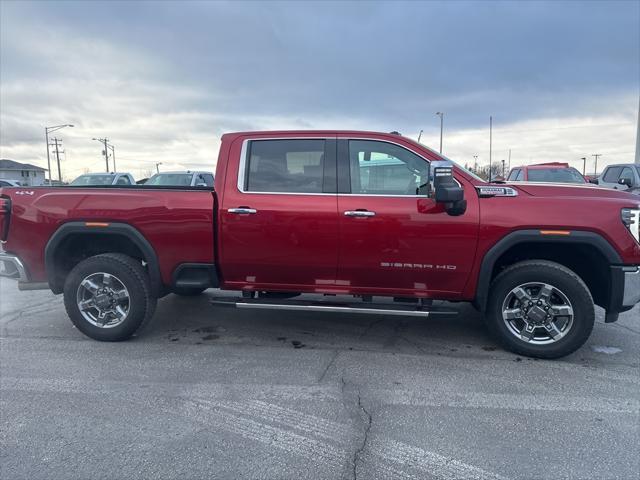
[63,253,157,341]
[486,260,594,359]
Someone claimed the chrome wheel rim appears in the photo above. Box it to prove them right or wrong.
[501,282,574,345]
[76,272,130,328]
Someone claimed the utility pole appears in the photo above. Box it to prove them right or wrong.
[501,159,506,178]
[49,137,63,182]
[436,112,444,154]
[507,149,511,172]
[93,138,110,171]
[45,124,73,184]
[580,157,587,176]
[473,155,478,173]
[592,154,602,177]
[489,116,493,181]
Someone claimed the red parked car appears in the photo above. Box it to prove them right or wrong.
[1,130,639,358]
[507,162,588,184]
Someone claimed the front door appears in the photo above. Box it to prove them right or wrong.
[220,137,339,290]
[336,138,479,298]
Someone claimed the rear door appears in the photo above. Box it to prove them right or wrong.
[220,136,339,290]
[335,137,479,297]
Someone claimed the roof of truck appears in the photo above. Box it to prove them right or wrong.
[524,163,571,169]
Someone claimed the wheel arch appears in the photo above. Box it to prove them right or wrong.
[45,222,163,296]
[474,230,622,313]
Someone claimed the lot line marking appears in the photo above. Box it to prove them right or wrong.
[373,438,509,480]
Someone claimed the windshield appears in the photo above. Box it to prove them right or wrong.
[527,168,586,184]
[146,173,192,186]
[451,161,485,182]
[70,175,114,186]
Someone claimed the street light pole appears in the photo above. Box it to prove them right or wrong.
[580,157,587,176]
[45,124,73,184]
[489,115,493,181]
[473,155,478,173]
[435,112,444,154]
[417,129,423,143]
[49,138,63,182]
[45,128,51,184]
[155,162,162,174]
[592,154,602,177]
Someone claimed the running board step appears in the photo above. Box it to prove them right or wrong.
[210,297,458,318]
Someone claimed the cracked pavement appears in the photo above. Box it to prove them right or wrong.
[1,277,639,479]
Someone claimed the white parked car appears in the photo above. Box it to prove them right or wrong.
[70,173,136,186]
[0,179,22,187]
[145,171,214,187]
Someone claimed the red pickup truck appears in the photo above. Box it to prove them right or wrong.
[1,130,639,358]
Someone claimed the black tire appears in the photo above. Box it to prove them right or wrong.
[63,253,158,341]
[486,260,594,359]
[172,287,207,296]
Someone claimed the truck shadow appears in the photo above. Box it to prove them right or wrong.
[143,291,502,357]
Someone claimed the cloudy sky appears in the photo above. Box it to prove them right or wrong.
[1,0,638,181]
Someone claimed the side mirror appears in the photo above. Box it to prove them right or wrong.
[618,178,632,187]
[433,166,466,216]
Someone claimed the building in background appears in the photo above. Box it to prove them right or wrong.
[0,159,48,186]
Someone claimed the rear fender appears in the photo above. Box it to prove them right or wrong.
[44,222,163,296]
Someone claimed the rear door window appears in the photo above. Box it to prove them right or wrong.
[527,168,585,183]
[244,139,326,193]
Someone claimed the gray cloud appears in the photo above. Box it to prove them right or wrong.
[1,1,638,179]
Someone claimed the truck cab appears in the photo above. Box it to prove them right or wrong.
[597,164,640,195]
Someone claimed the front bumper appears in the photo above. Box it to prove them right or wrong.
[621,266,640,307]
[0,251,29,282]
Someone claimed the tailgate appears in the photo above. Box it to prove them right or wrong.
[0,190,11,241]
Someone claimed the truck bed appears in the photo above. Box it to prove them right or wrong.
[0,186,217,288]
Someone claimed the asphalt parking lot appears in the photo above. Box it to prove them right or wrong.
[1,277,638,480]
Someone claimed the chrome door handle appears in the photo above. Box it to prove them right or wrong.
[228,207,257,214]
[344,210,376,217]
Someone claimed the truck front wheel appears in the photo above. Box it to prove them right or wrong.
[63,253,157,341]
[486,260,594,359]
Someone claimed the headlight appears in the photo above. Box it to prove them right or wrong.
[621,208,640,243]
